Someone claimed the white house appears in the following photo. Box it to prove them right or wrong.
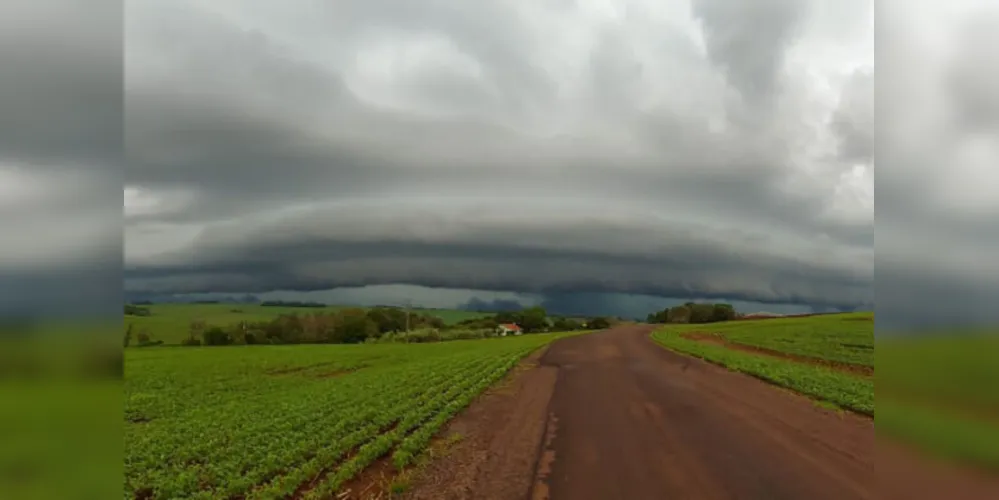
[496,323,523,336]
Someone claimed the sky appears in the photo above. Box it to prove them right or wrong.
[2,1,996,323]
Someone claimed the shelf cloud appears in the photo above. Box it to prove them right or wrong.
[117,0,877,315]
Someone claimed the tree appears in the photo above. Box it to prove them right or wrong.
[494,311,519,324]
[711,303,736,322]
[203,327,232,346]
[688,303,716,323]
[518,306,548,333]
[367,307,405,334]
[188,319,207,343]
[332,309,378,344]
[588,317,611,329]
[552,317,581,331]
[646,309,668,324]
[666,306,691,323]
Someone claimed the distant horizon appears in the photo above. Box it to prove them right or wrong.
[124,284,855,321]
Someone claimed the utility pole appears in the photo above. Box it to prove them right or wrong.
[405,300,411,343]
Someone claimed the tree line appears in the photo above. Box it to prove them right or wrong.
[173,306,602,347]
[645,302,737,324]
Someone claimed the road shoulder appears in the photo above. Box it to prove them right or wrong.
[399,346,558,500]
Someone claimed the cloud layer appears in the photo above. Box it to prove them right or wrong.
[121,0,876,312]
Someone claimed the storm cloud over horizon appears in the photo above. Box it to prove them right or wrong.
[119,0,877,314]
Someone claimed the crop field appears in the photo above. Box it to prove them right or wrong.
[123,303,494,345]
[124,332,581,499]
[689,312,874,366]
[877,332,999,469]
[650,312,874,415]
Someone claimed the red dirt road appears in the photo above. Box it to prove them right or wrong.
[531,324,874,500]
[403,325,999,500]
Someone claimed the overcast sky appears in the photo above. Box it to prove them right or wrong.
[3,1,996,322]
[116,0,877,317]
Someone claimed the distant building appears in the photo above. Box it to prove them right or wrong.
[496,323,523,336]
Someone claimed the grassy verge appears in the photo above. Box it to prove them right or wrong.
[876,332,999,471]
[650,329,874,415]
[877,398,999,471]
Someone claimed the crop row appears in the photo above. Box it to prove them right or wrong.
[125,337,567,499]
[302,351,527,499]
[650,329,874,415]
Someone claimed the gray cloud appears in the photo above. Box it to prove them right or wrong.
[876,1,999,331]
[692,0,809,106]
[0,0,121,318]
[119,0,876,314]
[831,69,873,164]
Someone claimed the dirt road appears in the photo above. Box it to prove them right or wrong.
[403,324,877,500]
[531,324,874,500]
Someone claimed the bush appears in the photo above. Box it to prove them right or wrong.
[124,304,152,316]
[588,317,611,329]
[203,327,232,346]
[135,331,163,347]
[180,336,202,346]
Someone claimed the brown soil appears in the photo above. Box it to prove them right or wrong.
[878,439,999,500]
[680,332,874,377]
[399,347,558,500]
[348,325,998,500]
[312,369,358,379]
[265,362,334,375]
[530,325,875,499]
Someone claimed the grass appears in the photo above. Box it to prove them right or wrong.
[877,333,999,414]
[876,331,999,470]
[123,303,495,345]
[650,327,874,415]
[124,331,586,499]
[685,312,874,366]
[653,314,999,471]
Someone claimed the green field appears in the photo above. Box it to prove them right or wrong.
[877,332,999,469]
[124,303,494,345]
[125,332,583,499]
[652,313,999,470]
[650,318,875,415]
[694,312,874,366]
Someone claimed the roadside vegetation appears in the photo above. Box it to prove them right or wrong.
[653,311,999,471]
[124,303,608,347]
[645,302,737,324]
[650,324,874,415]
[124,331,588,499]
[666,311,874,366]
[877,332,999,470]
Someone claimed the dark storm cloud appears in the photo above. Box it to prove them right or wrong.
[123,0,875,312]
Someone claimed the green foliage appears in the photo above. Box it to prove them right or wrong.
[587,317,611,329]
[674,312,874,366]
[878,333,999,412]
[551,317,583,332]
[124,304,152,316]
[123,303,493,346]
[650,327,874,415]
[179,337,201,346]
[124,332,590,499]
[517,306,548,333]
[134,331,164,347]
[877,398,999,471]
[648,302,737,324]
[202,327,232,346]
